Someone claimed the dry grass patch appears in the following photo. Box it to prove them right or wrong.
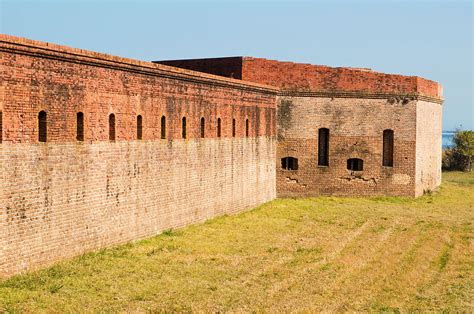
[1,172,473,312]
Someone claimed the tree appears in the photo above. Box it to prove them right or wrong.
[453,130,473,171]
[444,130,474,171]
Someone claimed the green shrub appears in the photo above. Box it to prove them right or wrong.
[442,148,455,170]
[443,130,473,171]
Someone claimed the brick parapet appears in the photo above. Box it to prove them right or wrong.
[155,56,443,102]
[0,35,278,94]
[241,57,443,100]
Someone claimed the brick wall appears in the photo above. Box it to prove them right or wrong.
[0,35,277,277]
[156,57,443,98]
[0,38,276,144]
[157,56,443,197]
[241,57,442,97]
[276,96,418,197]
[0,35,445,276]
[1,139,275,277]
[415,100,443,196]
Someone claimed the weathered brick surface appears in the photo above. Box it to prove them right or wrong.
[0,35,277,277]
[0,35,444,277]
[0,139,275,276]
[276,96,417,197]
[156,57,443,98]
[158,56,443,198]
[415,100,443,196]
[241,58,442,98]
[0,38,277,144]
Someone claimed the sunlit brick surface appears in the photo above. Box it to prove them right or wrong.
[0,35,443,277]
[0,35,276,276]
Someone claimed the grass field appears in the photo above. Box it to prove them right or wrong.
[1,172,473,312]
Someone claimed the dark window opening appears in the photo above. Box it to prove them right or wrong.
[182,117,187,139]
[109,113,115,141]
[161,116,166,139]
[347,158,363,171]
[232,119,236,137]
[137,115,143,140]
[200,117,205,138]
[383,129,394,167]
[217,118,221,138]
[76,112,84,141]
[318,128,329,166]
[245,119,249,137]
[38,110,47,142]
[281,157,299,170]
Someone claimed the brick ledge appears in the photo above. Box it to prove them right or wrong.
[278,90,443,104]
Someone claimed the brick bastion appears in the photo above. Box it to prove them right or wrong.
[1,35,442,277]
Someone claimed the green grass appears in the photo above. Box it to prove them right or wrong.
[1,171,473,312]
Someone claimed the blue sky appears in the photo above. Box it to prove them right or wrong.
[1,0,472,130]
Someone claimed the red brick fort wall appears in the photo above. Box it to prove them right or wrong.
[0,35,277,277]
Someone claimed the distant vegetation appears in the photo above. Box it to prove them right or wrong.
[442,130,473,172]
[1,172,473,312]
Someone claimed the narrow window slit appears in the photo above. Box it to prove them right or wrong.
[281,157,299,170]
[182,117,187,139]
[137,115,143,140]
[109,113,115,141]
[318,128,329,166]
[200,117,205,138]
[76,112,84,141]
[38,110,47,142]
[383,129,394,167]
[161,116,166,139]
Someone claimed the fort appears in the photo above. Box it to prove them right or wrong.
[0,34,443,277]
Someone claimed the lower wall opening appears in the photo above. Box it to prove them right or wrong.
[347,158,363,171]
[281,157,298,170]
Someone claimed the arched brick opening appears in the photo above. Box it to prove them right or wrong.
[318,128,329,166]
[281,157,298,170]
[347,158,363,171]
[38,110,47,142]
[182,117,187,139]
[109,113,115,141]
[76,112,84,141]
[137,115,143,140]
[383,129,394,167]
[161,116,166,139]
